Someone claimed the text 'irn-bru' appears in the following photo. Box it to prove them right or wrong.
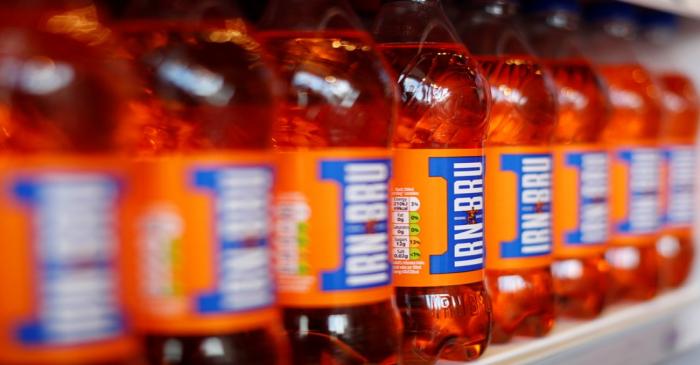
[485,150,553,265]
[0,158,138,365]
[391,151,484,285]
[115,3,288,364]
[374,0,492,362]
[275,151,393,306]
[260,0,401,363]
[457,0,558,344]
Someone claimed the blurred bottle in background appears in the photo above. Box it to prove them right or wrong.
[524,0,611,319]
[583,1,663,303]
[114,1,287,364]
[639,10,698,290]
[258,0,402,364]
[0,1,140,364]
[373,0,492,363]
[455,0,558,343]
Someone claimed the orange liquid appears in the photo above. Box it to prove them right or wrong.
[260,30,401,365]
[262,30,394,148]
[0,5,140,365]
[657,73,698,289]
[599,63,662,303]
[379,42,491,363]
[548,59,609,318]
[480,55,557,343]
[115,20,285,365]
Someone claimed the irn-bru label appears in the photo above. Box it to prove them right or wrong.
[485,146,553,270]
[274,149,392,307]
[552,145,609,258]
[391,149,484,287]
[662,144,695,228]
[124,153,276,335]
[0,156,137,364]
[610,146,662,246]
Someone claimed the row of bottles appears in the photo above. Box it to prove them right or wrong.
[0,0,696,364]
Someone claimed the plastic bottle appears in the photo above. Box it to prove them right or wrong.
[455,0,558,343]
[583,1,663,302]
[523,0,611,318]
[655,73,698,289]
[114,1,288,364]
[373,0,492,363]
[639,11,698,289]
[0,1,140,364]
[258,1,402,364]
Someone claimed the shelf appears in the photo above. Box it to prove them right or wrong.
[438,284,700,365]
[620,0,700,19]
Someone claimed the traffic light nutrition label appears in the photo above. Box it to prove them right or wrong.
[392,188,422,273]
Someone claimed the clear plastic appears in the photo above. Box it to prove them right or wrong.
[455,0,557,343]
[373,1,492,363]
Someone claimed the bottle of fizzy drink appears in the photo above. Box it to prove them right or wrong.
[373,0,492,363]
[0,1,140,364]
[114,1,288,364]
[523,0,611,318]
[455,0,558,343]
[583,1,663,303]
[656,73,698,289]
[258,1,402,364]
[639,11,698,289]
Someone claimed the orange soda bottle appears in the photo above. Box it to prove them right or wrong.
[657,72,698,289]
[114,1,288,364]
[258,0,402,364]
[583,1,663,302]
[0,1,140,364]
[373,0,492,363]
[455,0,558,343]
[638,11,698,290]
[523,0,611,318]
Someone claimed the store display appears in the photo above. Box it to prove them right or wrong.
[0,0,696,364]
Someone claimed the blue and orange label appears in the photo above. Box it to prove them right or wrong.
[485,146,553,270]
[609,145,662,246]
[0,155,137,365]
[123,152,276,335]
[391,149,484,287]
[661,144,695,229]
[552,145,609,258]
[274,148,392,307]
